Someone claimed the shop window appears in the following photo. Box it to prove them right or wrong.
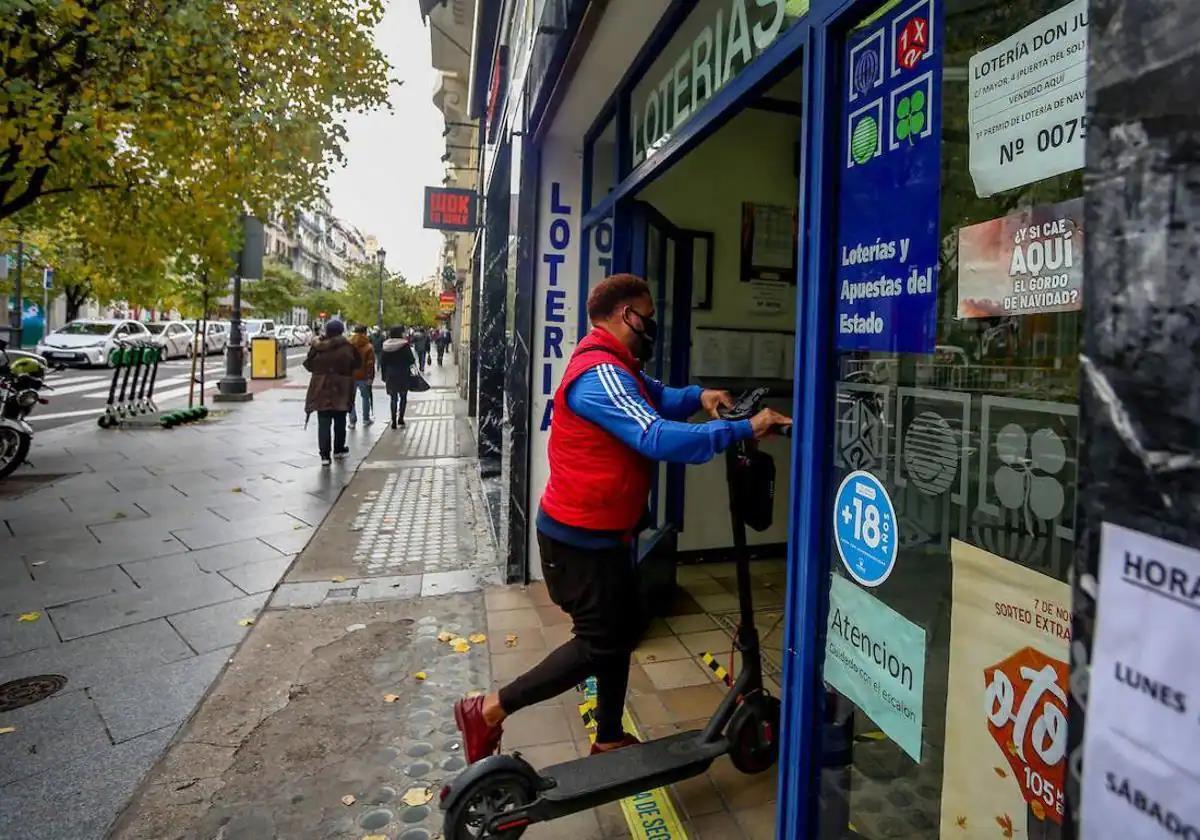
[816,0,1085,837]
[586,112,617,210]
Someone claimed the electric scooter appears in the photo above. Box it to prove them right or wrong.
[440,387,789,839]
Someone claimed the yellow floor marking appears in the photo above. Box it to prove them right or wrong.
[577,685,690,840]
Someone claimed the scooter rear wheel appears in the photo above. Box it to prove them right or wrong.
[728,692,782,774]
[443,770,534,840]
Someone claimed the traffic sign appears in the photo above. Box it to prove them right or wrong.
[43,267,53,289]
[833,470,898,587]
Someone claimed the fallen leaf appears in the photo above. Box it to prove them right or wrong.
[644,654,658,663]
[401,786,432,807]
[331,575,347,583]
[113,511,127,519]
[996,813,1014,838]
[468,633,486,644]
[17,612,40,623]
[437,631,454,643]
[451,639,471,653]
[413,672,427,681]
[231,487,243,493]
[955,816,967,829]
[505,634,518,648]
[384,694,400,703]
[1031,800,1046,820]
[31,561,45,567]
[341,794,357,806]
[993,766,1007,778]
[346,623,366,633]
[0,726,15,735]
[174,778,199,791]
[363,835,388,840]
[237,618,255,627]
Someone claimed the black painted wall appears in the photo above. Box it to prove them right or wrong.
[478,143,511,468]
[503,141,540,583]
[1067,0,1200,829]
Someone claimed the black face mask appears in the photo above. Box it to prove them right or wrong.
[624,306,658,363]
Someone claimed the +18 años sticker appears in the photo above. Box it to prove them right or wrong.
[834,470,898,586]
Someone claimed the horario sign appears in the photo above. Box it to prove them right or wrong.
[423,187,478,232]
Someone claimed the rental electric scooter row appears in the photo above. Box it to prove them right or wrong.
[440,387,789,838]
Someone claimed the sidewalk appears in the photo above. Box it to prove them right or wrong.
[0,364,388,839]
[4,355,778,840]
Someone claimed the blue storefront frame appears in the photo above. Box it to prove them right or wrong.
[523,0,926,835]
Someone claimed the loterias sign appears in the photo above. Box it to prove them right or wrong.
[423,187,478,232]
[630,0,798,166]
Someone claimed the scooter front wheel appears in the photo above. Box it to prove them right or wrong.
[443,770,534,840]
[728,692,782,774]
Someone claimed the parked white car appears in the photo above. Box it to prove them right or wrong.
[242,319,276,340]
[189,321,229,356]
[276,325,297,347]
[36,319,150,367]
[291,325,314,346]
[145,321,195,360]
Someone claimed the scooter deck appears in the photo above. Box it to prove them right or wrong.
[539,731,726,806]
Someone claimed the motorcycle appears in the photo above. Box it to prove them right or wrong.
[0,338,50,479]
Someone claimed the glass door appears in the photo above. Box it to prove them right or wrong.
[630,201,693,536]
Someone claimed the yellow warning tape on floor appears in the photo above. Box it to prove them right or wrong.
[700,651,731,686]
[577,684,690,840]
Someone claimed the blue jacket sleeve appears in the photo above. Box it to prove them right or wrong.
[638,373,703,421]
[566,364,752,464]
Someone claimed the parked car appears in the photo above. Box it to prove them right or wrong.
[276,325,297,347]
[145,321,195,360]
[35,319,150,367]
[291,325,314,346]
[242,319,276,340]
[190,321,229,356]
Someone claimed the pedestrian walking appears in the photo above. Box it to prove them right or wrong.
[435,327,450,366]
[347,324,376,428]
[379,325,418,429]
[303,319,361,465]
[412,328,431,373]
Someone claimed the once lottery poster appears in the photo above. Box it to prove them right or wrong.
[957,198,1083,319]
[940,540,1071,839]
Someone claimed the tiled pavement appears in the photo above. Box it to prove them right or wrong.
[3,350,789,839]
[0,365,388,839]
[484,558,788,840]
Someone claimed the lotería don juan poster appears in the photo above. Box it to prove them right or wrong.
[940,540,1072,840]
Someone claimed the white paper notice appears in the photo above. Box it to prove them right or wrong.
[751,333,786,380]
[1080,523,1200,838]
[748,280,790,316]
[968,0,1089,197]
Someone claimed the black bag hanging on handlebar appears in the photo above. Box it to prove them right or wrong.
[732,448,776,532]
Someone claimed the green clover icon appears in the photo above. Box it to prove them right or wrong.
[896,90,926,143]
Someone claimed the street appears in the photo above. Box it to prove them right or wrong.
[28,348,309,431]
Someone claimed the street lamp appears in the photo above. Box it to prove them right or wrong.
[376,248,387,332]
[216,215,264,403]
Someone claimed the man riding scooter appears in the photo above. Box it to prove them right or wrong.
[454,273,790,761]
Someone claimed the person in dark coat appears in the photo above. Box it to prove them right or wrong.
[379,325,417,428]
[411,328,431,372]
[303,319,361,465]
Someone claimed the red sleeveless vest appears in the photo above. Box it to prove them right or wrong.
[539,328,656,533]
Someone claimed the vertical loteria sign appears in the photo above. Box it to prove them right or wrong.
[529,142,582,580]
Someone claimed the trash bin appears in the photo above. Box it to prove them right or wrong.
[250,336,286,379]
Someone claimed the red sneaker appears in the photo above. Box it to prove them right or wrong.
[454,695,503,763]
[590,732,641,755]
